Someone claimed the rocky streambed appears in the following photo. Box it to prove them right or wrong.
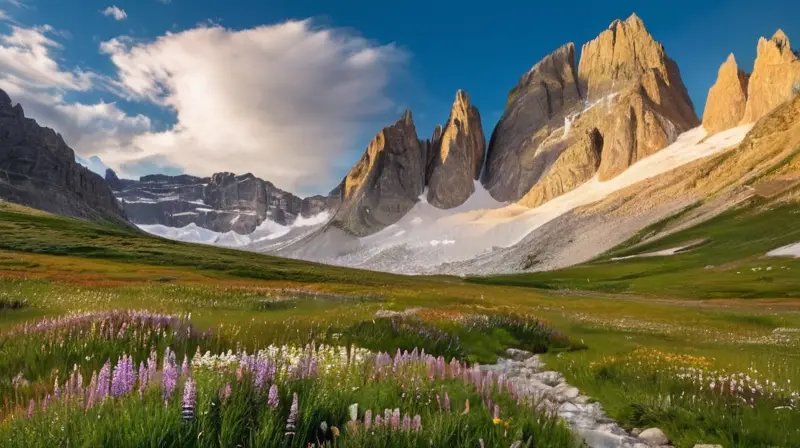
[481,350,676,448]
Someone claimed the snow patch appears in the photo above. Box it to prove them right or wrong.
[767,242,800,258]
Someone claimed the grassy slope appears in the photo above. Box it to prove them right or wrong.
[2,202,800,446]
[472,199,800,298]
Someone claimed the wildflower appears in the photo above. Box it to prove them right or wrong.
[402,413,411,430]
[85,372,97,410]
[479,439,485,448]
[221,383,232,401]
[374,414,382,427]
[462,399,470,415]
[181,355,191,379]
[162,350,178,403]
[412,414,421,432]
[331,426,340,437]
[268,384,279,408]
[97,361,111,401]
[364,410,372,430]
[181,377,196,423]
[138,362,148,397]
[26,399,35,419]
[493,404,501,420]
[320,421,328,433]
[443,392,451,411]
[391,408,400,430]
[348,403,359,421]
[493,417,503,425]
[285,392,298,436]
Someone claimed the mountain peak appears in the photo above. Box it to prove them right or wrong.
[703,53,750,134]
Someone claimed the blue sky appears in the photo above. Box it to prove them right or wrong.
[1,0,798,195]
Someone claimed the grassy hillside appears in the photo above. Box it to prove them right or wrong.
[473,199,800,298]
[1,201,799,447]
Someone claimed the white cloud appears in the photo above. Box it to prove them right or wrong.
[0,23,151,167]
[101,20,408,193]
[101,6,127,21]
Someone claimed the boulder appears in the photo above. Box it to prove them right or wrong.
[330,110,426,236]
[0,89,126,222]
[741,30,800,123]
[703,54,750,134]
[638,427,669,445]
[426,90,486,208]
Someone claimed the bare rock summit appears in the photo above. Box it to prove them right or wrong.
[426,90,486,209]
[741,30,800,124]
[330,110,426,236]
[702,54,750,134]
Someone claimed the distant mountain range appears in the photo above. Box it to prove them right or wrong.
[1,14,799,275]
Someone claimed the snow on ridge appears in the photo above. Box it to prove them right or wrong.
[138,211,332,247]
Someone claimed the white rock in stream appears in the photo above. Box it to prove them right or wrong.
[482,350,673,448]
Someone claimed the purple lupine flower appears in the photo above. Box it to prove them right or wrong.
[391,408,400,430]
[374,414,382,427]
[181,355,190,379]
[412,415,421,432]
[267,384,279,408]
[162,349,178,403]
[42,394,51,412]
[221,383,232,401]
[364,409,372,430]
[402,413,411,430]
[181,377,196,422]
[254,360,269,389]
[147,350,158,381]
[479,439,485,448]
[26,399,35,419]
[493,404,501,420]
[443,392,451,411]
[53,377,61,398]
[85,372,97,410]
[138,362,148,397]
[285,392,298,435]
[97,360,111,401]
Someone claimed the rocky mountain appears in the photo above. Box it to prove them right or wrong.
[704,30,799,134]
[329,110,426,236]
[483,15,698,206]
[0,89,126,222]
[331,90,485,236]
[426,90,485,209]
[111,170,336,233]
[702,54,750,134]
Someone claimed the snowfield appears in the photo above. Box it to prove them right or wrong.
[767,243,800,258]
[138,124,751,274]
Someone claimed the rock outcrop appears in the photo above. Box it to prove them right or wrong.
[0,89,126,222]
[741,30,800,124]
[330,111,427,236]
[483,14,699,204]
[426,90,486,208]
[519,128,603,208]
[702,54,750,134]
[112,170,330,233]
[482,43,583,202]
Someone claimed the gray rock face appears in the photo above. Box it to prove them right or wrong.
[482,43,583,202]
[426,90,485,209]
[330,111,427,236]
[112,170,332,234]
[0,89,125,222]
